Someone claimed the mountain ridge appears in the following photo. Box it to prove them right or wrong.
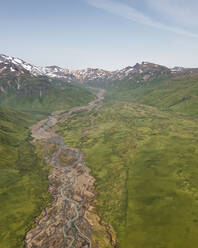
[1,54,191,83]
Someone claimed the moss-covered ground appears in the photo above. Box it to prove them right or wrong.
[0,84,94,248]
[58,76,198,247]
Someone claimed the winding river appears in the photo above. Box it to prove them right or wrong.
[25,89,106,248]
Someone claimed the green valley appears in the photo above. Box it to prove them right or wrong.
[1,0,198,246]
[0,75,94,248]
[1,54,198,248]
[58,74,198,247]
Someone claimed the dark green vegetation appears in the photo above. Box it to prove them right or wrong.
[0,74,94,113]
[106,73,198,115]
[59,74,198,248]
[0,75,94,248]
[2,68,198,248]
[0,108,51,248]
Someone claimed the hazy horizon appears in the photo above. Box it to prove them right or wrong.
[1,53,197,71]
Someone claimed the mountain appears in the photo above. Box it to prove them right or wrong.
[71,62,172,83]
[0,54,174,84]
[0,55,94,113]
[0,54,75,81]
[1,53,198,114]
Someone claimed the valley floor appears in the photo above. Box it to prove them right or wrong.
[25,89,116,248]
[1,84,198,248]
[58,88,198,248]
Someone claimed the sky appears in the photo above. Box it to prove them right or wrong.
[1,0,198,70]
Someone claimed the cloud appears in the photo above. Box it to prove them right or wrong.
[148,0,198,27]
[85,0,198,38]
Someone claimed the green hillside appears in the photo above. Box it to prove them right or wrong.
[0,108,51,248]
[0,78,94,248]
[106,74,198,115]
[0,75,94,113]
[59,74,198,248]
[1,70,198,248]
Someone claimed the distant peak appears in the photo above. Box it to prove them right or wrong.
[0,53,190,83]
[133,63,141,69]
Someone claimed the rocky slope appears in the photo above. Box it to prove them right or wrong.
[0,54,75,82]
[0,54,95,112]
[1,54,190,84]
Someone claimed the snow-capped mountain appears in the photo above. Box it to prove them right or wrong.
[171,66,185,72]
[0,54,76,82]
[0,54,172,83]
[0,54,43,76]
